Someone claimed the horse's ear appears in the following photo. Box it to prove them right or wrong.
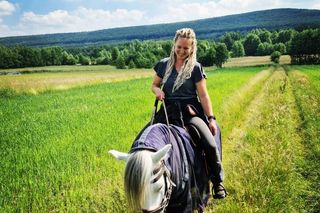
[151,144,172,163]
[108,150,129,161]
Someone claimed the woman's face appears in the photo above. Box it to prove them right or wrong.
[174,37,193,61]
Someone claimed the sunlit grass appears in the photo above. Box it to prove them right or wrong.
[0,78,155,211]
[1,65,319,212]
[288,65,320,212]
[0,69,153,94]
[223,55,290,68]
[212,66,308,212]
[0,67,262,211]
[0,65,151,73]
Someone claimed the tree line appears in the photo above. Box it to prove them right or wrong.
[0,28,319,69]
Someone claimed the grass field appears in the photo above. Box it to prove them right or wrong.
[0,68,153,94]
[223,55,291,67]
[287,65,320,211]
[0,65,151,73]
[0,55,289,95]
[0,61,319,212]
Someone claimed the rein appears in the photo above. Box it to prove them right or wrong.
[151,99,170,126]
[143,100,174,213]
[149,99,207,211]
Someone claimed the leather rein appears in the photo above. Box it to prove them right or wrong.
[142,100,174,213]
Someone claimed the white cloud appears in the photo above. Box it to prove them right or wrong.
[313,3,320,9]
[22,10,78,27]
[74,7,145,29]
[0,22,25,37]
[0,0,15,17]
[215,0,282,15]
[147,0,285,24]
[0,0,16,37]
[0,23,8,31]
[1,0,319,37]
[15,7,145,35]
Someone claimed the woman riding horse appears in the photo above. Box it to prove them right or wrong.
[151,28,227,199]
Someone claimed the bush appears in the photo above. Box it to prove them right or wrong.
[271,51,281,64]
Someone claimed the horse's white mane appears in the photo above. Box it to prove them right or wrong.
[124,150,153,210]
[109,144,172,211]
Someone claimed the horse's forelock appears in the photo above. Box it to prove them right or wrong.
[124,150,153,210]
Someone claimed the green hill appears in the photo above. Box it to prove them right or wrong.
[1,8,320,47]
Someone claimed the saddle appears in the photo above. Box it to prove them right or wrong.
[185,104,202,144]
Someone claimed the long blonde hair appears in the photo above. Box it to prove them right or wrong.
[162,28,197,92]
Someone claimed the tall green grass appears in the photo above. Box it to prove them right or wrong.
[206,66,271,114]
[0,79,155,211]
[0,69,153,94]
[0,67,261,211]
[211,67,273,140]
[288,65,320,212]
[213,67,308,212]
[1,65,318,212]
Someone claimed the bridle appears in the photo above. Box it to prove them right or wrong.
[142,160,175,213]
[142,100,175,213]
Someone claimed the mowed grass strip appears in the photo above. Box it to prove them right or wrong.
[0,67,262,212]
[0,69,153,94]
[0,65,150,73]
[217,67,273,140]
[211,67,308,212]
[223,55,291,68]
[206,66,270,115]
[288,65,320,212]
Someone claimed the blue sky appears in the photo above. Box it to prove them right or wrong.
[0,0,320,37]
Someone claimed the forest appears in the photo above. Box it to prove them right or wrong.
[0,28,319,69]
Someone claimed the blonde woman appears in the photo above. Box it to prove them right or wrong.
[152,28,227,199]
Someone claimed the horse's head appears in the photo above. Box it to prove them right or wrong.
[109,144,173,212]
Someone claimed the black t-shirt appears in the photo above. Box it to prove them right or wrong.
[154,58,207,99]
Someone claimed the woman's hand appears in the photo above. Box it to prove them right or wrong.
[155,88,165,101]
[208,119,218,136]
[152,75,165,101]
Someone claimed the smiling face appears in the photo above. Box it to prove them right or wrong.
[174,37,193,61]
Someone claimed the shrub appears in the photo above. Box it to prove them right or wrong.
[271,51,281,64]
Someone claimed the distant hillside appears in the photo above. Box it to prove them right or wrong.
[1,8,320,47]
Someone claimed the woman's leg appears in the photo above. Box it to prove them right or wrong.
[187,117,227,199]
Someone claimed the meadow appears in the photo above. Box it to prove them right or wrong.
[0,66,153,94]
[0,59,319,212]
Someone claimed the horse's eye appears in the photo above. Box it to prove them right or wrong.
[153,181,163,191]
